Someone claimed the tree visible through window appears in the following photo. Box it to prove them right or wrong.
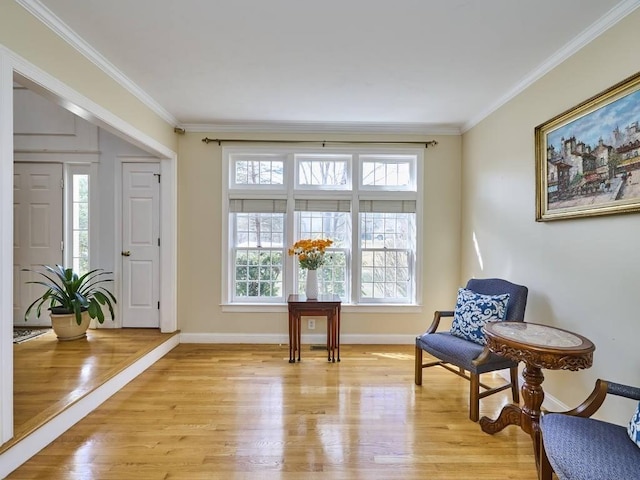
[72,173,89,274]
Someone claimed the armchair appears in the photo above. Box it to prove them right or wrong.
[540,379,640,480]
[414,278,528,421]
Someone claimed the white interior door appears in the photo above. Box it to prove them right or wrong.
[121,162,160,328]
[13,163,63,326]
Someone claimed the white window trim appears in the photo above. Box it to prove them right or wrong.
[221,144,424,308]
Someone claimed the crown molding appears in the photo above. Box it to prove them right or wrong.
[462,0,640,133]
[180,120,461,136]
[17,0,178,127]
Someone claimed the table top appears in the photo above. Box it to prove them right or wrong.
[287,294,341,305]
[486,322,593,348]
[483,322,595,370]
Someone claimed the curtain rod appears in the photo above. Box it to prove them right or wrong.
[201,137,438,148]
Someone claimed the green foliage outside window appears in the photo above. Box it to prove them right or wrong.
[235,250,283,297]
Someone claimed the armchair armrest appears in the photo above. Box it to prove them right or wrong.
[425,310,454,334]
[472,346,493,366]
[607,381,640,400]
[548,379,640,418]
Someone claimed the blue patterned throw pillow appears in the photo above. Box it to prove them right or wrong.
[449,288,510,345]
[628,402,640,448]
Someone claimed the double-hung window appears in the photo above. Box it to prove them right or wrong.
[223,146,421,305]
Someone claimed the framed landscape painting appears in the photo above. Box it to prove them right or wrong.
[535,71,640,221]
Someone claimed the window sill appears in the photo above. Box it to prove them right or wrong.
[221,303,423,314]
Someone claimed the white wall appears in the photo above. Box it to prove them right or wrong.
[461,9,640,424]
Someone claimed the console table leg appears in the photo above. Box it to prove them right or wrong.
[288,312,295,363]
[297,316,301,362]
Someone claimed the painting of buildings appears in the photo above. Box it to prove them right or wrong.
[545,88,640,210]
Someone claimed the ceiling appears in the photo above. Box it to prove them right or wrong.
[23,0,639,133]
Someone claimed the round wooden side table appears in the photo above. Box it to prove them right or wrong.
[479,322,595,467]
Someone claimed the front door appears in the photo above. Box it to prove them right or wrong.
[121,162,160,328]
[13,162,63,325]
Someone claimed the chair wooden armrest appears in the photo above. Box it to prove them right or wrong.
[471,346,492,366]
[545,379,640,418]
[425,310,454,334]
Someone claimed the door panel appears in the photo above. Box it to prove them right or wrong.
[122,163,160,328]
[13,163,63,325]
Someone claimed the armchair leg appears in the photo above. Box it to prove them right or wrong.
[415,346,423,385]
[470,373,480,422]
[510,365,520,403]
[539,430,553,480]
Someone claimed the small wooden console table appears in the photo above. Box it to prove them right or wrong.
[479,322,595,467]
[287,294,341,363]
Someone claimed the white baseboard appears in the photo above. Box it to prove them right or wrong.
[495,369,569,412]
[179,332,416,345]
[0,334,180,478]
[541,391,570,412]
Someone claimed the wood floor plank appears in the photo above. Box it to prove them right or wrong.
[8,344,538,479]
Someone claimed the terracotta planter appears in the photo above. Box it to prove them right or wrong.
[50,311,90,341]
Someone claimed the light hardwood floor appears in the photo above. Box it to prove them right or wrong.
[10,328,178,452]
[8,342,538,479]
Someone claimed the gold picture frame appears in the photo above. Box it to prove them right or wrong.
[535,71,640,221]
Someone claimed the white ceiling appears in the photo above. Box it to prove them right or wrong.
[23,0,639,133]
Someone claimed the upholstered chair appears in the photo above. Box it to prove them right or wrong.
[540,379,640,480]
[414,278,528,421]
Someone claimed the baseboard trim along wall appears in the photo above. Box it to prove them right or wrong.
[179,333,417,345]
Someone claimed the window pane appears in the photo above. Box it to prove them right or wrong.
[360,212,414,301]
[361,155,414,188]
[73,174,89,202]
[297,251,347,298]
[73,202,89,229]
[360,212,414,249]
[297,154,349,187]
[235,213,285,248]
[233,212,285,299]
[72,174,89,275]
[360,249,411,300]
[233,155,284,185]
[234,250,283,298]
[298,212,350,247]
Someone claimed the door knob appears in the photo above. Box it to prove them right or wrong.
[121,251,131,257]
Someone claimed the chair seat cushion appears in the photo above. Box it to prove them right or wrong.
[416,331,515,374]
[449,288,510,345]
[542,413,640,480]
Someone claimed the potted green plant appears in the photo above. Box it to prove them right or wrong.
[23,264,117,341]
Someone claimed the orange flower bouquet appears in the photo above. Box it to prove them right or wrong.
[288,238,333,270]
